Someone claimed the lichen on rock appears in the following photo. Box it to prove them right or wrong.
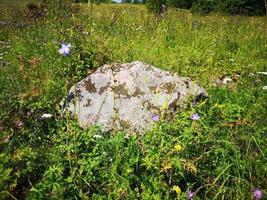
[63,61,207,134]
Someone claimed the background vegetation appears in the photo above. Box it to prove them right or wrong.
[73,0,267,16]
[147,0,266,15]
[0,0,266,199]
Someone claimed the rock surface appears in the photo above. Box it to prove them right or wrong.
[64,61,207,134]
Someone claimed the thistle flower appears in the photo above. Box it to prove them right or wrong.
[191,113,200,121]
[252,188,264,199]
[59,43,71,56]
[186,190,196,200]
[152,114,159,122]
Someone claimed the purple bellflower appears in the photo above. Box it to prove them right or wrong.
[152,114,159,122]
[59,43,71,56]
[191,113,200,121]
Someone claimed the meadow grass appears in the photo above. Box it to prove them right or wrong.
[0,3,266,199]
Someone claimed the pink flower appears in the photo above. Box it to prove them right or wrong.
[3,135,10,143]
[0,126,5,132]
[252,188,264,199]
[186,190,196,199]
[15,121,24,129]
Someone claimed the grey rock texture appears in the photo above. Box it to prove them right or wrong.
[64,61,207,134]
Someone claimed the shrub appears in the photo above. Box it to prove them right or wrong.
[168,0,194,9]
[191,0,215,14]
[146,0,168,16]
[190,0,266,15]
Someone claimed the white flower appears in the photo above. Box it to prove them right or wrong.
[93,134,102,139]
[41,113,53,119]
[222,77,233,85]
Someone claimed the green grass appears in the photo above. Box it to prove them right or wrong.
[0,2,266,199]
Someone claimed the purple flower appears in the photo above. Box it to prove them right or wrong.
[152,114,159,122]
[191,113,200,121]
[186,190,196,200]
[59,43,71,56]
[27,111,32,117]
[252,188,264,199]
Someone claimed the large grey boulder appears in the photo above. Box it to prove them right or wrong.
[64,61,207,134]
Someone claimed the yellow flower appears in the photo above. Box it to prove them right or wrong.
[174,144,182,152]
[161,162,172,172]
[172,185,181,194]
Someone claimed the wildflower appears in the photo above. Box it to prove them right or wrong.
[174,144,182,152]
[0,126,5,132]
[173,185,181,195]
[27,111,32,117]
[3,135,10,143]
[41,113,52,119]
[231,72,240,81]
[93,134,102,139]
[222,77,233,85]
[186,190,196,200]
[161,162,172,172]
[15,121,24,129]
[152,114,159,122]
[252,188,264,199]
[191,113,200,121]
[59,43,71,56]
